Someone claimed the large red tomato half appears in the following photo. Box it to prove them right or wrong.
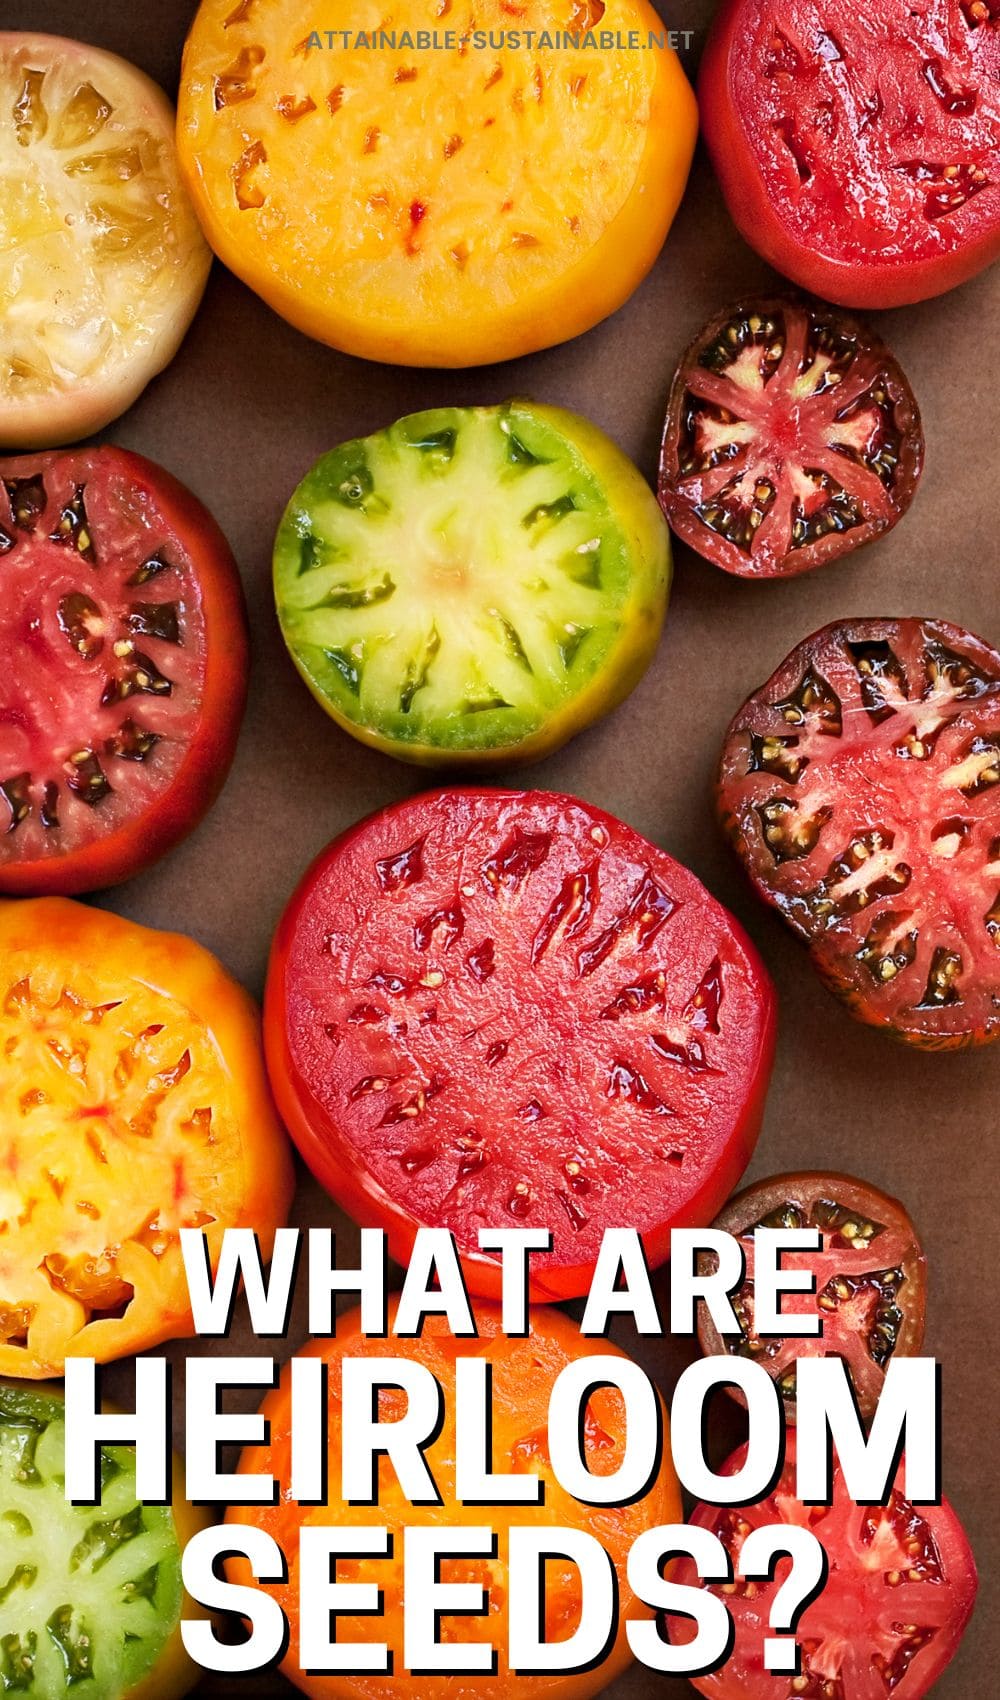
[671,1438,978,1700]
[699,0,1000,307]
[0,447,248,895]
[265,789,777,1300]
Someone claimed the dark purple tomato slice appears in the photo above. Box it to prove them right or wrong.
[0,447,248,895]
[658,298,923,579]
[670,1437,978,1700]
[718,618,1000,1047]
[697,1171,927,1422]
[265,788,777,1300]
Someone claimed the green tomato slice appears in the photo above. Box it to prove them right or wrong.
[0,1383,183,1699]
[273,402,670,764]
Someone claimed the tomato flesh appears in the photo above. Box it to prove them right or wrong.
[671,1440,978,1700]
[718,618,1000,1047]
[228,1301,682,1700]
[697,1173,926,1421]
[658,299,923,580]
[700,0,1000,306]
[265,788,776,1299]
[0,447,248,894]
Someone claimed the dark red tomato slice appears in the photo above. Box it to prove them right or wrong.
[0,447,248,895]
[265,788,777,1301]
[657,298,923,581]
[697,1172,926,1422]
[671,1437,978,1700]
[718,618,1000,1048]
[699,0,1000,307]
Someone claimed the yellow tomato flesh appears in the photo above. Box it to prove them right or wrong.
[0,898,294,1377]
[178,0,697,365]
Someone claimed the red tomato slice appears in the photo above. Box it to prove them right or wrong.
[671,1438,978,1700]
[697,1172,927,1421]
[0,447,248,895]
[699,0,1000,307]
[265,788,777,1300]
[717,618,1000,1048]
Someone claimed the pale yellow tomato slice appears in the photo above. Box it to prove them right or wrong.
[178,0,698,366]
[0,34,212,449]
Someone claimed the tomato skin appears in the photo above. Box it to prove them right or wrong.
[225,1300,683,1700]
[0,447,248,896]
[264,788,777,1302]
[671,1439,978,1700]
[0,897,294,1376]
[699,0,1000,308]
[697,1172,927,1422]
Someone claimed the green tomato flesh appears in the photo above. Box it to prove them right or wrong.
[273,402,670,763]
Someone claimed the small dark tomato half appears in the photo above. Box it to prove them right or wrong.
[658,298,923,580]
[699,0,1000,308]
[718,617,1000,1047]
[670,1437,978,1700]
[0,447,248,895]
[697,1172,926,1422]
[265,787,777,1301]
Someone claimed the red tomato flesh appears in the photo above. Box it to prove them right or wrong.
[265,789,777,1300]
[0,447,248,895]
[672,1439,978,1700]
[700,0,1000,307]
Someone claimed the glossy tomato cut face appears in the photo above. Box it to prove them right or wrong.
[0,447,248,895]
[227,1301,682,1700]
[699,0,1000,307]
[265,789,777,1299]
[671,1439,978,1700]
[177,0,698,366]
[697,1172,927,1421]
[718,618,1000,1048]
[658,299,923,580]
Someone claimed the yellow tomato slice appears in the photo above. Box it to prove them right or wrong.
[0,34,211,450]
[178,0,697,365]
[0,898,294,1378]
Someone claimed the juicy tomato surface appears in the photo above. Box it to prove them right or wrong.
[177,0,697,366]
[0,34,211,449]
[658,299,923,580]
[697,1172,926,1421]
[0,446,248,896]
[699,0,1000,307]
[0,898,294,1377]
[274,402,671,766]
[670,1437,978,1700]
[226,1300,682,1700]
[265,788,776,1300]
[0,1379,210,1700]
[718,618,1000,1048]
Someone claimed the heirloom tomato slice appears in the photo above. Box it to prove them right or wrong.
[0,899,293,1377]
[227,1300,682,1700]
[658,299,923,580]
[0,1380,209,1700]
[717,618,1000,1047]
[699,0,1000,307]
[0,34,211,449]
[274,402,670,766]
[177,0,698,366]
[697,1172,927,1421]
[670,1438,978,1700]
[265,788,777,1300]
[0,446,248,896]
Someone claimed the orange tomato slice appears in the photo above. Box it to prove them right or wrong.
[177,0,698,365]
[0,898,294,1377]
[227,1301,682,1699]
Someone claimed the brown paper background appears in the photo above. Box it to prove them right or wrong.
[8,0,998,1692]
